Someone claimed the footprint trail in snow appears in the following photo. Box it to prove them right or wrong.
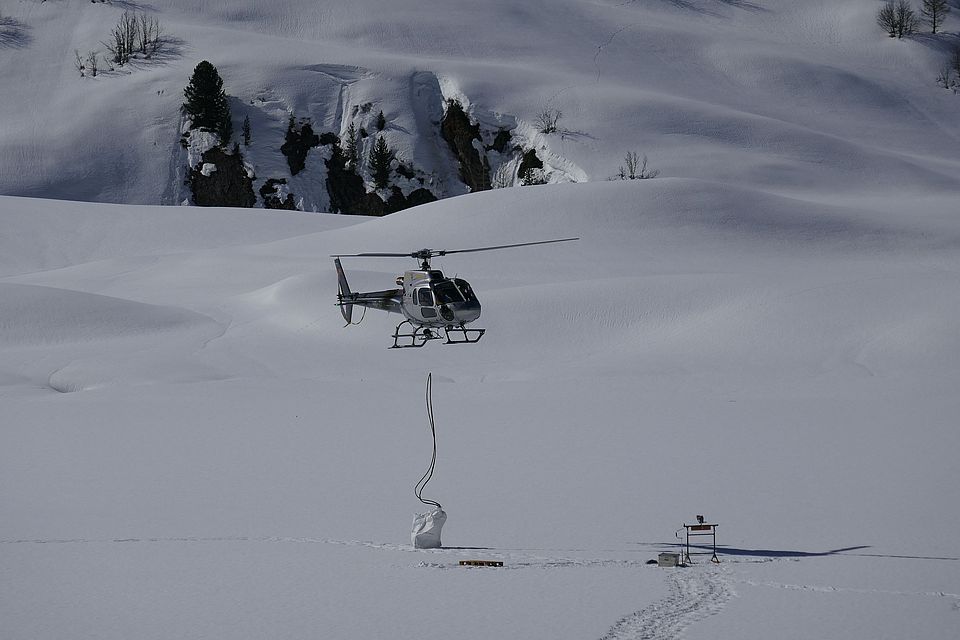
[600,563,733,640]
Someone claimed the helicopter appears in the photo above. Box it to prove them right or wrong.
[333,238,578,348]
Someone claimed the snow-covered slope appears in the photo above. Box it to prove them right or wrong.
[2,1,960,639]
[3,177,960,639]
[2,0,959,205]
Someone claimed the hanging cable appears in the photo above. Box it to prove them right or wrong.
[414,372,442,509]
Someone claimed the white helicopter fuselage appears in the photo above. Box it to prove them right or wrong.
[399,269,481,328]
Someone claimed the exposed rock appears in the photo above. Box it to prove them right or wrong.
[280,119,320,176]
[387,187,407,214]
[440,100,491,192]
[518,149,546,185]
[353,192,387,216]
[386,186,439,214]
[396,162,415,180]
[405,187,438,208]
[259,178,297,210]
[189,147,256,207]
[489,128,511,153]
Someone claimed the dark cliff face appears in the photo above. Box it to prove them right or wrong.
[440,100,491,192]
[190,147,256,208]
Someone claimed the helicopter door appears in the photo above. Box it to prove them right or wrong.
[415,288,437,318]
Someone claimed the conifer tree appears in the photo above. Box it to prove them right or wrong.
[242,115,251,146]
[369,135,393,189]
[183,61,232,144]
[345,122,359,168]
[376,110,386,131]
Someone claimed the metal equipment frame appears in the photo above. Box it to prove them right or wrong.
[683,521,719,564]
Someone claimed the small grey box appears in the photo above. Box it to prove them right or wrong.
[658,552,680,567]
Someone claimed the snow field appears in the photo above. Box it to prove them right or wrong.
[3,1,960,639]
[3,174,960,638]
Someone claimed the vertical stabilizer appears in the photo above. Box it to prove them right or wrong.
[334,258,353,324]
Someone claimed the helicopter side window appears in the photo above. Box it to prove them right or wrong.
[417,288,434,307]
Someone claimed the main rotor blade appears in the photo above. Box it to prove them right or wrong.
[331,238,579,260]
[330,252,416,258]
[436,237,579,256]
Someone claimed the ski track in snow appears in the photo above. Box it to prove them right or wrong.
[736,578,960,604]
[600,564,732,640]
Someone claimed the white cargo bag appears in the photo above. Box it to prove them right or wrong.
[411,507,446,549]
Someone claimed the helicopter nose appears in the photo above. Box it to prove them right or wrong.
[454,301,481,324]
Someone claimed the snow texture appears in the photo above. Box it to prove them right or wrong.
[2,1,960,640]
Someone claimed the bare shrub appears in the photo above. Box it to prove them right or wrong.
[618,152,660,180]
[936,61,952,88]
[878,0,920,38]
[535,108,562,134]
[921,0,950,34]
[86,51,99,77]
[74,49,85,77]
[101,10,165,66]
[102,11,136,65]
[136,13,163,58]
[878,1,898,36]
[897,0,921,35]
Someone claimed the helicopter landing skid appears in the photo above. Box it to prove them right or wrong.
[443,326,485,345]
[390,321,485,348]
[391,321,443,349]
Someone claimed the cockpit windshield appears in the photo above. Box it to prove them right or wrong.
[432,280,465,304]
[453,278,476,302]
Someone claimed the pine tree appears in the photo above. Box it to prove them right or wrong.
[369,135,393,189]
[242,115,251,146]
[376,110,386,131]
[345,122,359,167]
[183,61,232,144]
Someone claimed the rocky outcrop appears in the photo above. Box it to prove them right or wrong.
[440,100,491,192]
[518,149,546,185]
[386,186,438,214]
[355,191,387,216]
[488,128,511,154]
[189,146,256,207]
[323,133,440,216]
[259,178,297,210]
[280,119,320,176]
[404,187,439,209]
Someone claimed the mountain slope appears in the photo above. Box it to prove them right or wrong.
[1,0,958,205]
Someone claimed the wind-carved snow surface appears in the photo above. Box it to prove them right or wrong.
[2,1,960,640]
